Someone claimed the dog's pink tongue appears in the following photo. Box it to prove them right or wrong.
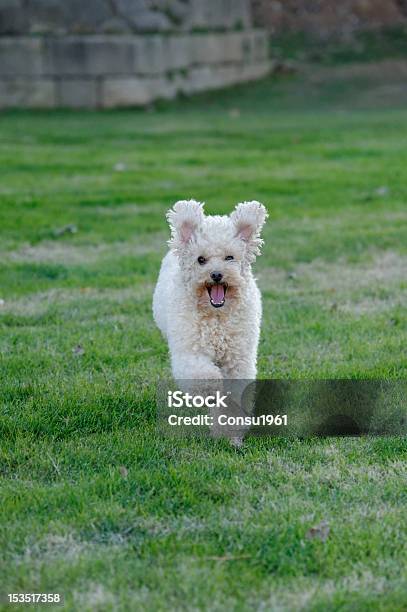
[211,284,225,304]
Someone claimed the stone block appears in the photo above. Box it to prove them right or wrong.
[43,36,135,76]
[241,60,271,81]
[251,30,269,61]
[189,64,241,90]
[189,34,223,65]
[186,59,270,95]
[132,35,190,74]
[240,31,270,64]
[85,37,135,75]
[149,76,178,100]
[43,38,86,75]
[25,0,112,35]
[241,32,255,64]
[0,0,28,34]
[101,17,132,34]
[115,0,172,32]
[132,36,165,74]
[223,33,246,63]
[164,35,190,70]
[0,77,56,107]
[186,0,251,30]
[56,78,98,107]
[101,75,176,106]
[231,0,252,29]
[0,37,44,76]
[190,33,247,66]
[212,0,248,30]
[187,66,225,93]
[216,64,241,86]
[102,76,152,107]
[132,34,191,75]
[152,0,189,24]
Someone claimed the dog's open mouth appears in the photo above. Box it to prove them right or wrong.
[206,283,227,308]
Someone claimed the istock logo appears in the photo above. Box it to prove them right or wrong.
[167,390,229,409]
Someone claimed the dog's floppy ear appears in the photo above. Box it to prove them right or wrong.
[167,199,204,250]
[231,201,268,260]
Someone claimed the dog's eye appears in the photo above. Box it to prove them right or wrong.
[225,255,234,261]
[197,256,207,265]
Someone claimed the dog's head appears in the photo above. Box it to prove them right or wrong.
[167,200,267,310]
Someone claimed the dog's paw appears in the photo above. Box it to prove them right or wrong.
[230,436,244,449]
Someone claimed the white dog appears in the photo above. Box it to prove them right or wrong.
[153,199,267,381]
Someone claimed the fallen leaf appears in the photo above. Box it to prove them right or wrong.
[47,452,61,475]
[72,344,84,356]
[119,466,128,479]
[53,224,78,237]
[306,520,330,542]
[203,554,251,562]
[374,186,389,197]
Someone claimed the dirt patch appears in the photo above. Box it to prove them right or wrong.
[3,234,167,265]
[73,583,116,608]
[21,534,87,563]
[259,250,407,295]
[94,203,165,216]
[341,292,407,315]
[0,285,155,317]
[260,571,390,611]
[295,250,406,290]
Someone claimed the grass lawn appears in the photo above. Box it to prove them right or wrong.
[0,62,406,610]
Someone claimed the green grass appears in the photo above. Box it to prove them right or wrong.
[272,26,407,65]
[0,65,406,611]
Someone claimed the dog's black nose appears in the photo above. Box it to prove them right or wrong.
[211,271,223,283]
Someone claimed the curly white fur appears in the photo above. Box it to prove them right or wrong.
[153,200,267,380]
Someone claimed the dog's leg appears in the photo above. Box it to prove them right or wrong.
[221,359,257,447]
[222,358,257,381]
[171,352,222,381]
[171,352,224,440]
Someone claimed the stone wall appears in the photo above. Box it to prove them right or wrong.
[0,0,271,108]
[0,31,270,108]
[0,0,252,34]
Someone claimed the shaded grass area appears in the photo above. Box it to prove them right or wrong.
[0,65,406,610]
[272,26,407,65]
